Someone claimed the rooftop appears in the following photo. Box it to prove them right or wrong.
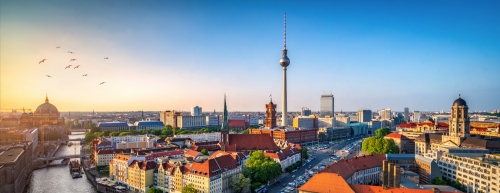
[0,147,24,164]
[298,173,354,193]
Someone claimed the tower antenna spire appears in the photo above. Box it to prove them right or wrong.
[284,12,286,49]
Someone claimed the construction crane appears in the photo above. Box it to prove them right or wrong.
[4,108,33,114]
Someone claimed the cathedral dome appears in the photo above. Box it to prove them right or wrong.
[34,95,60,116]
[453,95,467,107]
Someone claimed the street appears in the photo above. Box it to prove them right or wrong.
[266,137,364,193]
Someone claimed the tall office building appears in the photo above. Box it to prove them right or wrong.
[191,106,202,116]
[279,13,290,126]
[357,109,372,122]
[404,107,410,121]
[301,107,311,116]
[320,94,334,118]
[413,111,421,122]
[380,108,392,120]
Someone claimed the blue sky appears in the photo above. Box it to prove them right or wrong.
[1,1,499,112]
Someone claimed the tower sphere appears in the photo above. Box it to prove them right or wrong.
[280,55,290,67]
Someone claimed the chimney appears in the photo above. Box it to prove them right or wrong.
[382,160,389,187]
[388,163,394,188]
[393,165,401,188]
[432,188,441,193]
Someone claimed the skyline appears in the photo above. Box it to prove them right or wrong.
[2,1,500,112]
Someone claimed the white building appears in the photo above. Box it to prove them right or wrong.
[177,116,206,129]
[412,111,421,122]
[206,116,219,126]
[105,134,156,143]
[317,117,335,128]
[191,106,202,116]
[264,147,301,172]
[435,150,500,193]
[335,114,350,127]
[174,132,221,142]
[379,108,392,120]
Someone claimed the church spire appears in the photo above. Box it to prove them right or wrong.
[221,93,228,131]
[45,94,49,103]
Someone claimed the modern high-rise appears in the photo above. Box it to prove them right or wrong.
[357,109,372,122]
[412,111,421,122]
[191,106,202,116]
[320,94,334,118]
[404,107,410,121]
[379,108,392,120]
[279,13,290,126]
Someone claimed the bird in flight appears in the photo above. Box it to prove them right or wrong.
[100,82,106,85]
[39,59,46,64]
[70,59,77,62]
[74,65,80,69]
[65,65,72,69]
[68,51,74,54]
[46,75,51,78]
[104,57,109,59]
[83,74,88,77]
[56,46,60,49]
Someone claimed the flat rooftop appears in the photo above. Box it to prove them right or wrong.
[0,147,24,164]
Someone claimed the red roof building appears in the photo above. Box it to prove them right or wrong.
[220,134,279,153]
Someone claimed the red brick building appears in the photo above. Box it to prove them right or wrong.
[249,127,318,144]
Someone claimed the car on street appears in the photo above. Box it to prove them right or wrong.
[291,175,295,178]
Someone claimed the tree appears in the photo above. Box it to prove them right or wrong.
[241,129,249,134]
[361,128,399,154]
[182,183,197,193]
[84,132,96,143]
[432,177,448,185]
[375,128,391,137]
[230,173,251,193]
[147,187,162,193]
[110,131,121,136]
[119,132,133,136]
[201,149,209,156]
[103,130,110,136]
[250,182,262,191]
[301,148,309,160]
[243,151,282,184]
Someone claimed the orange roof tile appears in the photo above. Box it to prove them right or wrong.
[385,133,409,140]
[321,154,386,179]
[349,184,456,193]
[298,173,355,193]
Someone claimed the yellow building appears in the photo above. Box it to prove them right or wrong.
[109,153,146,184]
[127,160,157,193]
[156,154,242,193]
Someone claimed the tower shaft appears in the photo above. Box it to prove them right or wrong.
[282,67,287,126]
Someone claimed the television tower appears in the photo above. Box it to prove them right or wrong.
[280,13,290,126]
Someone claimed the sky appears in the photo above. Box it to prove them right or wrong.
[1,1,500,112]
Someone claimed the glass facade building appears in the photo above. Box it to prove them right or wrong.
[320,94,334,117]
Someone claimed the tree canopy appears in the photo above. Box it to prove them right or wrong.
[201,149,209,156]
[432,177,448,185]
[147,187,163,193]
[230,173,251,193]
[361,128,399,154]
[243,151,282,184]
[182,183,198,193]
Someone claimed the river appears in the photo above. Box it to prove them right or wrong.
[25,132,97,193]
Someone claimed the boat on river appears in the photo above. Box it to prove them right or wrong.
[69,160,82,178]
